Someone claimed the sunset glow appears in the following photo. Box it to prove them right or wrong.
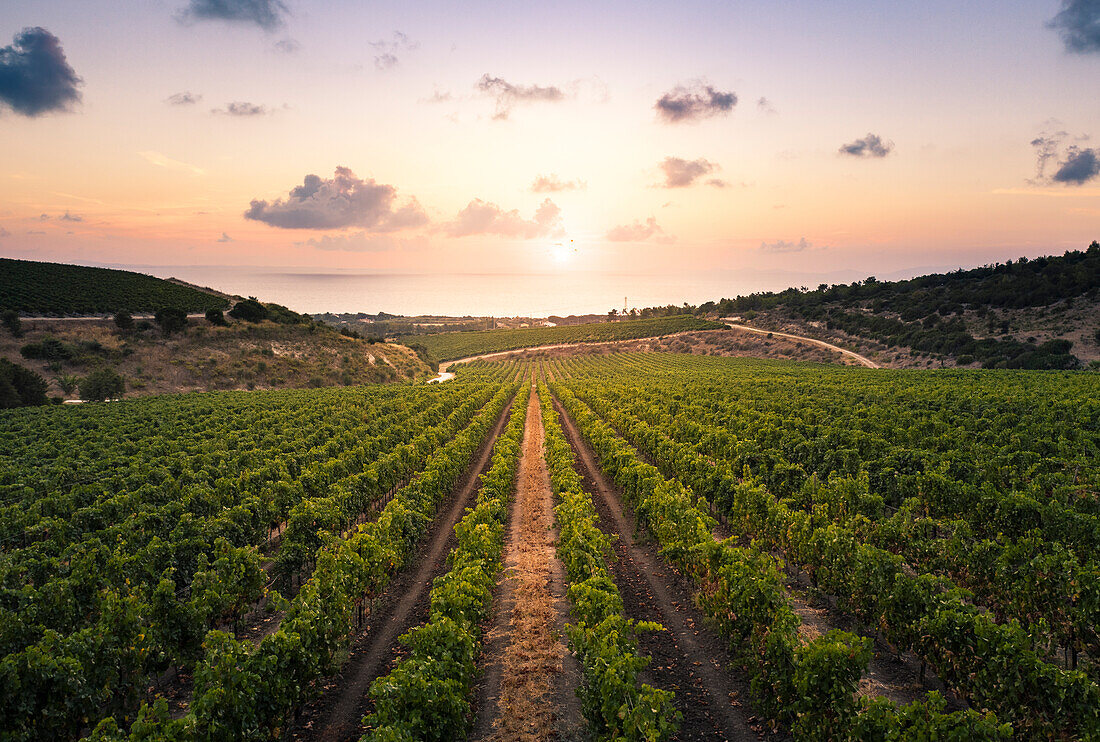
[1,1,1098,311]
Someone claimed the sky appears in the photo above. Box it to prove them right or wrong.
[1,1,1099,298]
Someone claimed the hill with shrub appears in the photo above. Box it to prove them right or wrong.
[0,258,229,316]
[702,242,1100,369]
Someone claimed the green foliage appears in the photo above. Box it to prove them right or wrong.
[399,315,724,362]
[228,298,269,323]
[550,352,1100,739]
[364,384,528,740]
[0,257,228,315]
[80,367,126,401]
[113,311,135,331]
[0,358,49,408]
[2,309,24,337]
[538,381,679,741]
[20,336,76,361]
[0,367,521,739]
[204,308,227,326]
[154,307,188,335]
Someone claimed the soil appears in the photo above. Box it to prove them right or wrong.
[550,395,770,742]
[287,394,518,742]
[471,382,584,741]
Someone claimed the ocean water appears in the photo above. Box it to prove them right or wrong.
[131,265,869,317]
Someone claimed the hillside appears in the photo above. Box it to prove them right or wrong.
[398,314,725,362]
[707,242,1100,370]
[0,258,229,315]
[1,313,430,400]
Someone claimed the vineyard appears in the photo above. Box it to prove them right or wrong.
[0,259,229,316]
[2,351,1098,740]
[398,314,725,362]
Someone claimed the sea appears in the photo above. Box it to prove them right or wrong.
[124,265,888,318]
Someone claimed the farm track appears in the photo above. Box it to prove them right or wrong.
[471,380,584,741]
[551,395,767,742]
[287,394,518,742]
[719,321,879,368]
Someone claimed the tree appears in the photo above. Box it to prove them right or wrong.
[228,298,269,323]
[0,359,49,408]
[56,374,80,396]
[607,308,618,322]
[1,310,23,338]
[80,367,125,401]
[113,311,134,331]
[205,308,228,326]
[154,307,188,335]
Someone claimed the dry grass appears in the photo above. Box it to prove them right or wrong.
[490,392,565,742]
[0,317,431,399]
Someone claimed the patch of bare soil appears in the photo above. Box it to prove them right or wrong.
[472,385,583,741]
[551,396,768,742]
[286,395,517,742]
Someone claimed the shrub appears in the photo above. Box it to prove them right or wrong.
[2,310,24,338]
[956,354,975,365]
[80,367,126,401]
[0,359,49,408]
[154,307,188,335]
[228,298,269,323]
[20,337,75,361]
[113,311,134,330]
[205,308,228,326]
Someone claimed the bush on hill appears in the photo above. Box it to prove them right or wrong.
[0,359,48,408]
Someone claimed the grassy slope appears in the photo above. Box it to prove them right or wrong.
[0,258,229,315]
[1,317,431,399]
[399,315,725,362]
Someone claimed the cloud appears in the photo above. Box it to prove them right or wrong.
[654,82,736,123]
[217,232,233,242]
[757,96,777,115]
[0,27,82,117]
[375,53,398,71]
[0,226,10,238]
[445,197,563,238]
[273,38,300,54]
[212,101,270,116]
[1029,131,1099,185]
[421,90,452,104]
[38,211,84,222]
[760,237,813,253]
[370,31,418,71]
[178,0,289,31]
[476,74,565,120]
[1052,146,1100,184]
[245,166,429,231]
[606,216,672,243]
[838,133,893,158]
[1030,131,1069,182]
[659,156,726,188]
[166,91,201,105]
[139,150,205,175]
[530,174,586,193]
[1048,0,1100,54]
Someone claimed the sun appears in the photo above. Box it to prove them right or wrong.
[549,239,575,264]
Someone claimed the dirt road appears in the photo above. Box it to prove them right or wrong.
[720,320,879,368]
[472,382,583,741]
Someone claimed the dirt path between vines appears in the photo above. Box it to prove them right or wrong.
[550,396,767,742]
[472,380,584,741]
[288,395,517,742]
